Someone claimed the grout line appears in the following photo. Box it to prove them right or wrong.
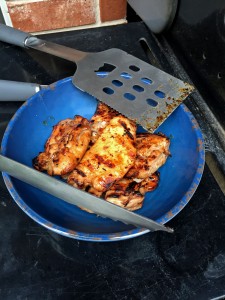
[31,19,127,35]
[95,0,101,25]
[0,0,12,26]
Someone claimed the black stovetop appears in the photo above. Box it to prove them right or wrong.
[1,21,225,300]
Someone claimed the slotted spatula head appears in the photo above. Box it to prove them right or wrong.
[0,24,194,132]
[73,49,194,132]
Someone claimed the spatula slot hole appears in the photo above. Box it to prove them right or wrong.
[95,63,116,73]
[112,80,123,87]
[129,65,140,72]
[120,72,132,79]
[133,85,144,92]
[141,77,153,85]
[146,99,158,107]
[103,87,114,95]
[154,90,165,98]
[96,71,108,78]
[124,93,136,101]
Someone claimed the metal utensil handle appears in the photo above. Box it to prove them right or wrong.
[0,24,87,63]
[0,24,31,47]
[0,80,45,101]
[0,154,173,233]
[25,37,87,63]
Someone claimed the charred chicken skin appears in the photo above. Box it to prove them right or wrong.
[83,173,159,211]
[105,172,159,211]
[126,133,170,179]
[33,115,91,176]
[101,124,170,211]
[67,115,137,193]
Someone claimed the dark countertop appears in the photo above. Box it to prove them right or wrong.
[1,22,225,300]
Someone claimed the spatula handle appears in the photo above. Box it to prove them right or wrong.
[0,24,87,63]
[0,24,31,47]
[0,80,46,101]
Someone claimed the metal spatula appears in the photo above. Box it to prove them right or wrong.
[0,154,173,233]
[0,25,194,132]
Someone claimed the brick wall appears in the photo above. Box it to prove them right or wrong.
[3,0,127,33]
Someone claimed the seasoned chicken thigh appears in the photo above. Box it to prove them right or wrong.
[68,115,137,192]
[33,116,91,176]
[105,172,159,211]
[90,102,119,145]
[103,132,170,211]
[126,133,170,179]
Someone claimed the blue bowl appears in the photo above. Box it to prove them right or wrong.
[1,77,205,241]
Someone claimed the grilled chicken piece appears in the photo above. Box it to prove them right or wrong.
[105,173,159,211]
[126,133,170,179]
[139,173,160,194]
[82,173,159,212]
[90,102,119,145]
[104,178,143,210]
[67,115,137,192]
[33,116,91,176]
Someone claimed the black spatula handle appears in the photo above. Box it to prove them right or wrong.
[0,24,31,47]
